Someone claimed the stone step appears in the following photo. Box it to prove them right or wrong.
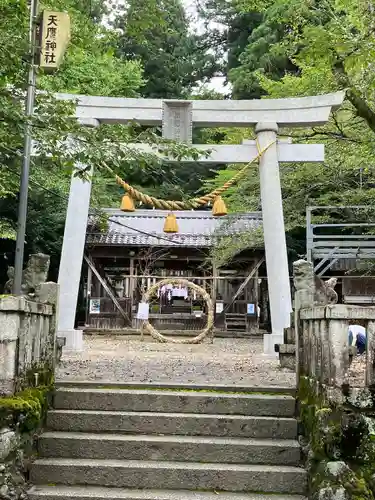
[55,381,295,396]
[82,329,265,339]
[53,388,295,417]
[30,459,307,494]
[161,307,191,313]
[47,410,297,439]
[38,432,301,465]
[28,485,307,500]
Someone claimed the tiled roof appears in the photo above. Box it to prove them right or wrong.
[86,209,262,248]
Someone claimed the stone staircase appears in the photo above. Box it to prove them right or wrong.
[29,383,307,500]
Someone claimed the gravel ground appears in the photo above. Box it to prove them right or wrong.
[56,335,296,387]
[349,354,366,387]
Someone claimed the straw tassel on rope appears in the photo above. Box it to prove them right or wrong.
[120,193,135,212]
[212,196,227,216]
[164,212,179,233]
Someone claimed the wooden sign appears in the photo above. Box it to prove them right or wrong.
[39,11,70,72]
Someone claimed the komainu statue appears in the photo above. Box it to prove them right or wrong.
[293,259,338,308]
[3,253,50,296]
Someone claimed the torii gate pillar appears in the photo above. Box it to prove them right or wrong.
[57,118,99,351]
[256,123,292,353]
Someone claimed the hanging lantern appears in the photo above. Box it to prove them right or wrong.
[212,196,227,217]
[120,193,135,212]
[164,212,178,233]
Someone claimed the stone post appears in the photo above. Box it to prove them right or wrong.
[366,320,375,386]
[57,118,99,351]
[328,318,350,387]
[255,122,292,355]
[0,298,20,394]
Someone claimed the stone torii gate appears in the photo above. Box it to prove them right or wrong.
[56,92,345,353]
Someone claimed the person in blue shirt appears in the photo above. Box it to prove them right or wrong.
[348,325,366,355]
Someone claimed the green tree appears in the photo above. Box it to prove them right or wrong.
[72,0,107,22]
[197,0,296,98]
[39,0,144,96]
[196,0,375,266]
[232,0,375,132]
[205,128,375,266]
[0,0,144,201]
[114,0,218,98]
[228,11,297,98]
[0,0,203,290]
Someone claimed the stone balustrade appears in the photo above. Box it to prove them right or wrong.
[295,282,375,499]
[297,304,375,389]
[0,286,61,394]
[277,260,375,394]
[0,259,62,498]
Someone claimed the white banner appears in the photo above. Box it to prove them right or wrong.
[137,302,150,320]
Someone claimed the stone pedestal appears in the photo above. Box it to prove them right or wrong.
[263,333,284,357]
[59,329,83,352]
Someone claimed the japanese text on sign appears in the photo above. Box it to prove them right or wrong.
[39,11,70,71]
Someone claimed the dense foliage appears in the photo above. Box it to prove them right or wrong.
[197,0,296,99]
[113,0,218,98]
[1,0,375,277]
[0,0,210,285]
[201,0,375,264]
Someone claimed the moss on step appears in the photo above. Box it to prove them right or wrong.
[1,361,54,432]
[59,384,293,396]
[0,386,51,432]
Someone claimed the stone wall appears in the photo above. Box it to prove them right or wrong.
[0,386,51,499]
[298,304,375,391]
[0,427,24,499]
[0,291,57,499]
[0,255,60,499]
[293,261,375,499]
[298,376,375,500]
[0,292,58,395]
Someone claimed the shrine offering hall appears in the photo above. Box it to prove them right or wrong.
[83,209,267,334]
